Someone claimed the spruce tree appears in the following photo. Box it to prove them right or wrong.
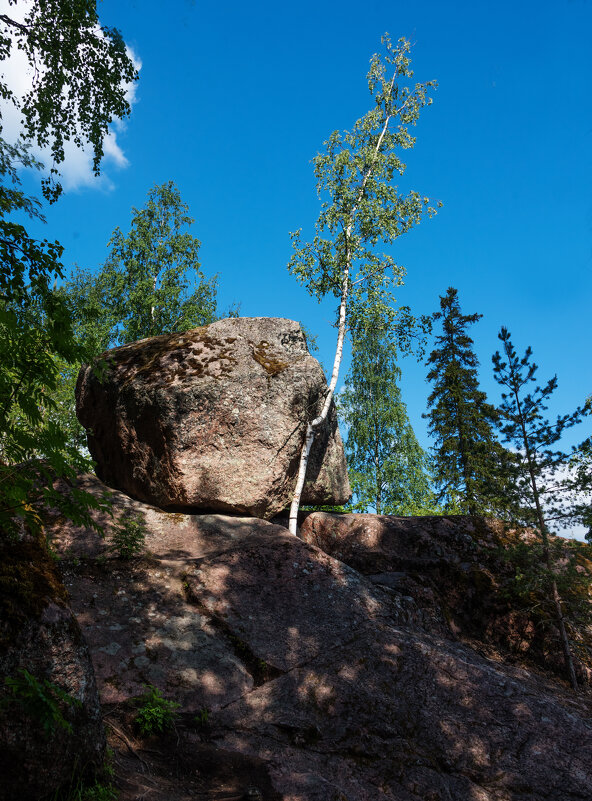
[340,309,434,515]
[492,327,589,690]
[425,287,503,515]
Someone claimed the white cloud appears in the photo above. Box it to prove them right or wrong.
[0,0,141,191]
[507,447,590,541]
[544,459,590,542]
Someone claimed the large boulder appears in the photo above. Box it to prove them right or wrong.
[76,317,350,518]
[0,528,105,801]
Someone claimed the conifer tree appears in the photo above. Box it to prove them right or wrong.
[492,327,589,690]
[425,288,504,514]
[572,435,592,540]
[565,396,592,540]
[340,306,434,514]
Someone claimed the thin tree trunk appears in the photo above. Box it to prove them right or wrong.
[513,387,579,691]
[287,74,406,535]
[288,137,398,532]
[288,265,350,535]
[454,396,475,515]
[374,409,382,515]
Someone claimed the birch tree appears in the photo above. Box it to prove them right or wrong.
[98,181,218,345]
[287,35,439,534]
[50,182,221,451]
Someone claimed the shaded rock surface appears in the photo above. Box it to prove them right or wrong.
[300,512,592,685]
[0,529,105,801]
[76,317,350,518]
[44,475,592,801]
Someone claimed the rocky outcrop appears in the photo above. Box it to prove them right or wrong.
[0,528,105,801]
[44,475,592,801]
[300,511,592,684]
[75,317,350,518]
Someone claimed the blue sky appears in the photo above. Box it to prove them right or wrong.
[13,0,592,464]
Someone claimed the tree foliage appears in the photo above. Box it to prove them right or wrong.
[0,141,109,535]
[425,287,507,515]
[340,308,434,515]
[287,35,439,533]
[492,327,588,531]
[572,434,592,541]
[52,181,220,449]
[0,1,137,535]
[0,0,138,200]
[97,181,218,345]
[492,327,589,690]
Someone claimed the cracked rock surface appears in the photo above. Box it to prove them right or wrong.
[46,475,592,801]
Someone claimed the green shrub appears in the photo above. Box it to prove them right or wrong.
[50,745,118,800]
[51,777,118,801]
[3,668,81,736]
[133,684,179,736]
[108,512,146,559]
[193,707,209,727]
[78,784,118,801]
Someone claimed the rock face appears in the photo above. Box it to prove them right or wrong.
[0,529,105,801]
[300,512,592,684]
[76,317,350,519]
[45,476,592,801]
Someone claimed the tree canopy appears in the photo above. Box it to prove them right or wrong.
[492,327,590,690]
[51,181,220,451]
[0,0,137,535]
[340,308,434,515]
[97,181,218,345]
[0,0,138,200]
[286,34,439,533]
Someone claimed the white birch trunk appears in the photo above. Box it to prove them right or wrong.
[288,266,350,535]
[288,101,396,536]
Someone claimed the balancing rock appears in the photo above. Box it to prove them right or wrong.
[76,317,350,518]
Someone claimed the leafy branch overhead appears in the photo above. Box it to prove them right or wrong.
[0,0,138,200]
[0,1,138,536]
[287,35,439,533]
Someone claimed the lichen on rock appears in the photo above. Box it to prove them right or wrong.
[76,317,351,518]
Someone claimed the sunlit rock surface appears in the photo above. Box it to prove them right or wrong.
[76,317,350,518]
